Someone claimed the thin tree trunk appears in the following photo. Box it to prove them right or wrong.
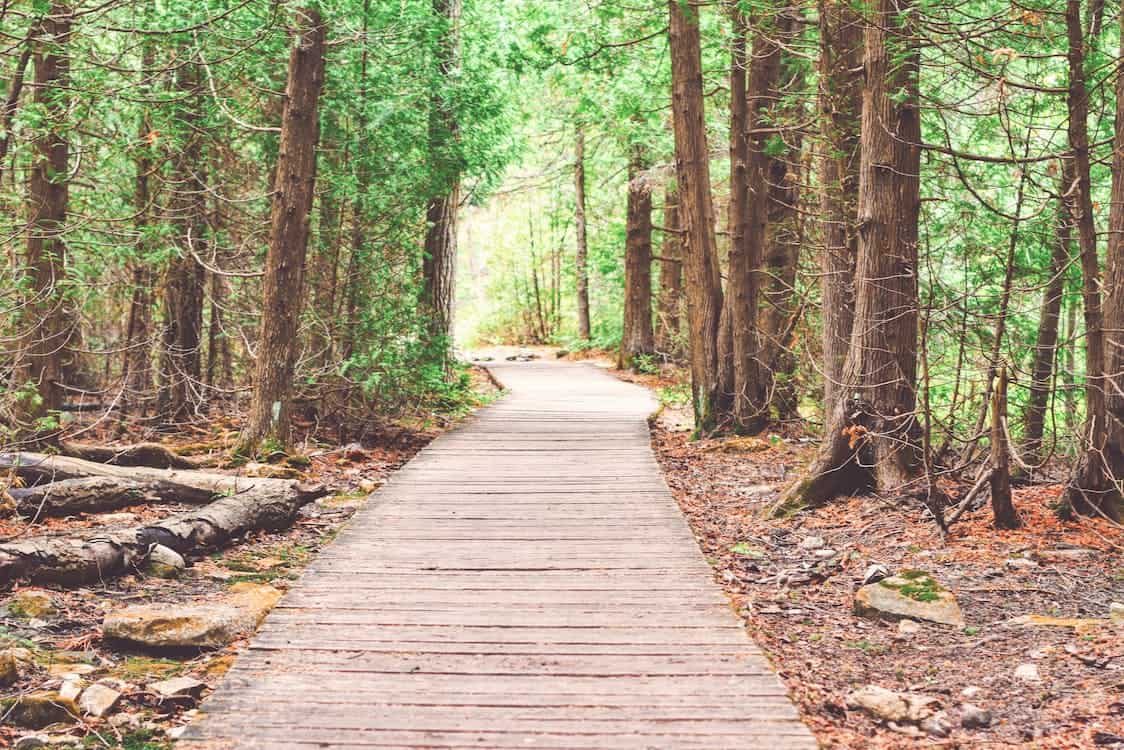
[655,182,683,356]
[0,24,35,184]
[16,5,72,432]
[156,54,207,427]
[620,144,655,369]
[574,126,592,340]
[1022,161,1073,468]
[1062,0,1117,519]
[777,0,924,510]
[669,0,724,432]
[238,8,327,454]
[421,0,463,354]
[817,0,862,413]
[990,366,1018,528]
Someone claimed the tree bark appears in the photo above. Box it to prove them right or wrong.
[1061,0,1118,519]
[655,183,683,356]
[59,442,199,470]
[15,6,72,431]
[669,0,724,432]
[990,367,1018,528]
[777,0,924,510]
[817,0,862,413]
[1022,161,1073,468]
[574,126,592,340]
[156,54,207,427]
[239,8,327,455]
[421,0,463,353]
[620,144,655,369]
[6,477,193,519]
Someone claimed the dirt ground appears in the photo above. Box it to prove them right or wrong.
[614,365,1124,749]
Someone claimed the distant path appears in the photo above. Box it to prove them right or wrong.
[179,361,815,749]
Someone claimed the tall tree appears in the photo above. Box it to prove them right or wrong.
[669,0,723,432]
[16,5,72,432]
[620,144,655,368]
[817,0,862,413]
[779,0,924,508]
[655,183,683,355]
[573,125,591,340]
[1061,0,1117,519]
[421,0,463,352]
[239,7,327,454]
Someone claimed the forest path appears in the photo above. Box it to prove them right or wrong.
[178,361,814,749]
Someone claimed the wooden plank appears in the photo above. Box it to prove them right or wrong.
[179,362,814,749]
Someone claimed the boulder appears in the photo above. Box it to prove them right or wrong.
[845,685,940,723]
[854,570,964,627]
[149,675,206,699]
[103,583,281,649]
[78,683,120,718]
[143,544,186,579]
[0,649,21,686]
[960,703,992,729]
[0,692,79,729]
[7,590,57,619]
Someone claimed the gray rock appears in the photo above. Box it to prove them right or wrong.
[862,563,890,584]
[149,676,206,699]
[845,685,940,723]
[1004,558,1037,570]
[960,685,983,699]
[1014,663,1040,682]
[960,703,992,729]
[854,571,965,627]
[58,678,84,702]
[813,548,838,559]
[109,712,141,729]
[103,583,280,649]
[78,683,121,718]
[897,619,922,636]
[143,544,185,579]
[921,711,952,737]
[799,536,826,550]
[15,736,49,750]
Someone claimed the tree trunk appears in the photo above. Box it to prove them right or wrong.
[817,0,862,413]
[655,183,683,356]
[239,8,327,455]
[669,0,724,432]
[573,126,592,340]
[1022,161,1073,468]
[7,477,191,519]
[421,0,463,353]
[15,6,72,432]
[157,54,207,427]
[990,367,1018,528]
[0,24,35,185]
[620,144,655,369]
[777,0,924,510]
[1061,0,1118,519]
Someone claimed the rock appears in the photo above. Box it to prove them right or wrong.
[8,590,57,619]
[854,570,965,627]
[813,548,838,559]
[897,619,922,636]
[845,685,940,723]
[167,726,187,740]
[0,692,79,729]
[144,544,186,579]
[97,512,139,526]
[46,663,97,678]
[0,649,21,686]
[1110,602,1124,623]
[1004,558,1037,570]
[960,703,992,729]
[1014,663,1040,682]
[357,479,378,493]
[103,582,281,649]
[109,712,141,729]
[862,563,890,585]
[78,683,121,718]
[799,536,826,550]
[960,685,983,699]
[1009,614,1105,632]
[15,736,49,750]
[921,711,953,737]
[58,678,84,702]
[149,675,206,699]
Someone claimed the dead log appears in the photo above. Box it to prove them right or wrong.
[0,480,326,586]
[59,442,199,470]
[7,477,214,518]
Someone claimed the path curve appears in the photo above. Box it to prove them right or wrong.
[179,361,815,749]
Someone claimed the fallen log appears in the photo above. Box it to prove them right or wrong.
[0,480,327,586]
[7,476,214,518]
[59,441,199,470]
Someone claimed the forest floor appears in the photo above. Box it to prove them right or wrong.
[0,369,500,750]
[609,363,1124,750]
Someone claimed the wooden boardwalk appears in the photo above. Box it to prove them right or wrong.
[179,361,815,749]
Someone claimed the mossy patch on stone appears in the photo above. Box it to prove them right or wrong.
[879,570,945,602]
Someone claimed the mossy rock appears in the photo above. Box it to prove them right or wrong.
[855,571,964,627]
[1,691,79,728]
[7,590,57,619]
